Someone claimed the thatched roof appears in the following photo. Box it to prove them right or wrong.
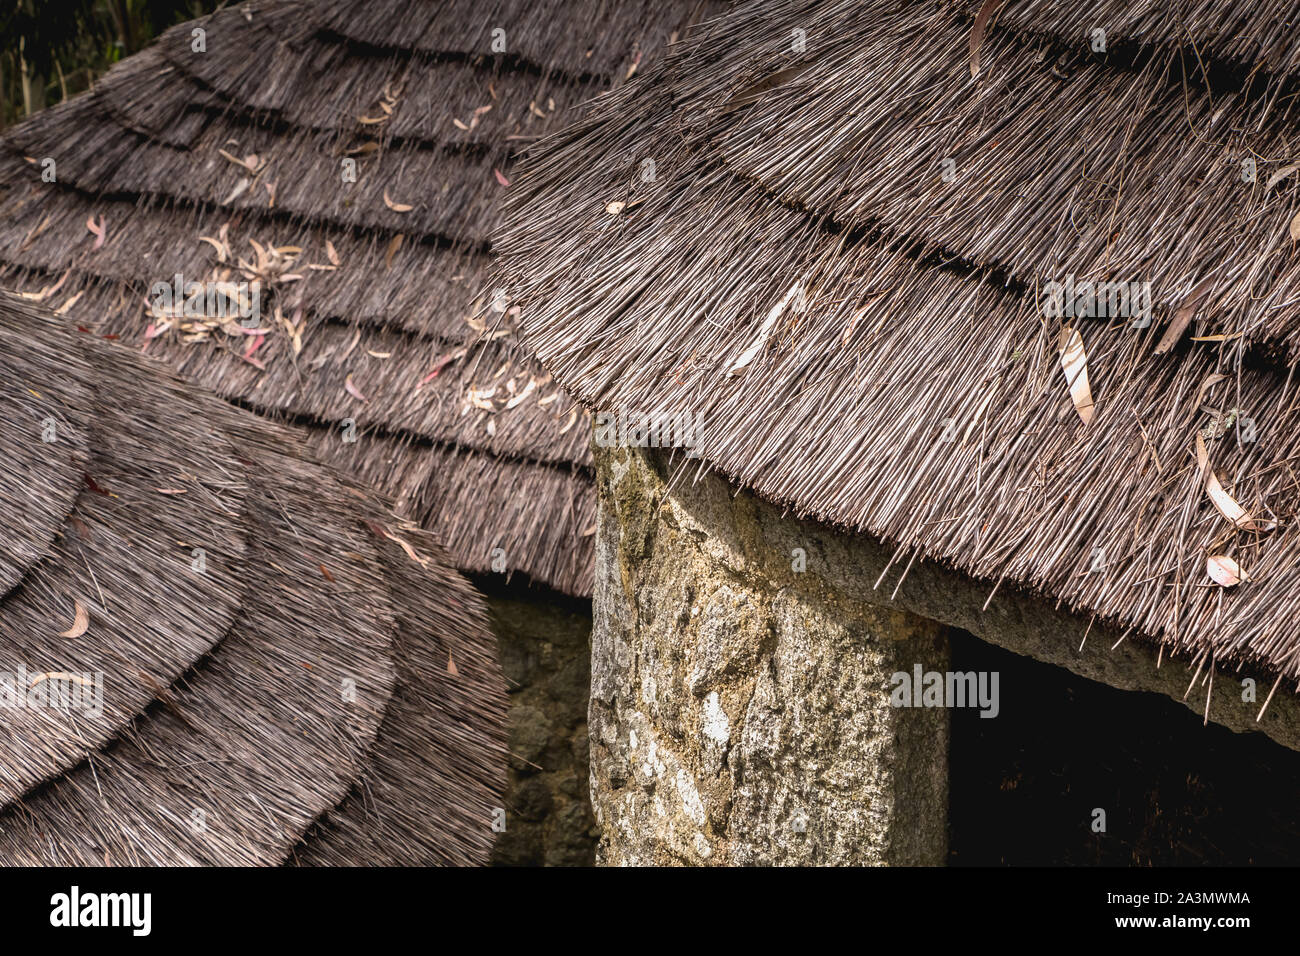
[0,290,506,865]
[497,0,1300,703]
[0,0,718,596]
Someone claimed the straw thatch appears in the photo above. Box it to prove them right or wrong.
[496,0,1300,705]
[0,0,721,596]
[0,291,506,865]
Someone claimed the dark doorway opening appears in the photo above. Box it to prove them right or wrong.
[948,630,1300,865]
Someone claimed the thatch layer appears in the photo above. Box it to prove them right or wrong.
[0,310,92,597]
[303,431,596,593]
[291,514,517,864]
[497,0,1300,691]
[8,94,514,246]
[130,15,600,147]
[0,312,250,804]
[0,171,491,339]
[950,0,1300,82]
[312,0,711,77]
[633,0,1300,359]
[0,0,718,596]
[0,292,507,866]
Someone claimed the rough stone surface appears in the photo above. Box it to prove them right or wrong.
[483,587,597,866]
[598,445,1300,755]
[592,440,1300,865]
[592,446,950,865]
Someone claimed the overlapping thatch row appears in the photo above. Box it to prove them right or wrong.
[497,0,1300,691]
[0,307,250,804]
[302,431,596,592]
[291,514,527,865]
[131,12,601,147]
[0,169,492,339]
[7,93,515,246]
[0,292,507,866]
[312,0,715,78]
[620,0,1300,360]
[950,0,1300,82]
[0,259,588,463]
[0,0,720,596]
[0,308,92,596]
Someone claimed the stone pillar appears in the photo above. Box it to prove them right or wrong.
[589,445,949,865]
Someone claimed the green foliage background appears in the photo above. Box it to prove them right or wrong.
[1,0,221,128]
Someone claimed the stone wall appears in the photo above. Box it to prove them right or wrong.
[481,584,597,866]
[592,442,1300,864]
[592,446,950,864]
[596,446,1300,752]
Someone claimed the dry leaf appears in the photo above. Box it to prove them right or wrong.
[447,652,459,676]
[242,332,266,363]
[417,347,468,388]
[1290,209,1300,242]
[1058,327,1094,425]
[970,0,1007,78]
[376,526,429,568]
[223,178,251,205]
[1267,164,1298,190]
[199,235,228,262]
[383,188,414,212]
[726,282,803,376]
[58,599,90,638]
[1195,433,1275,531]
[558,406,579,434]
[21,269,70,302]
[1157,277,1217,354]
[325,240,340,266]
[217,148,261,173]
[606,201,626,215]
[505,379,537,409]
[467,386,497,411]
[384,234,404,270]
[1206,554,1245,587]
[339,326,361,362]
[29,671,91,689]
[85,214,107,249]
[344,373,368,402]
[55,291,84,316]
[1195,372,1228,407]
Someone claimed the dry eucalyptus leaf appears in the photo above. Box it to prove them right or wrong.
[1195,433,1275,531]
[970,0,1007,78]
[1206,554,1245,587]
[1058,327,1094,425]
[58,599,90,638]
[383,189,414,213]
